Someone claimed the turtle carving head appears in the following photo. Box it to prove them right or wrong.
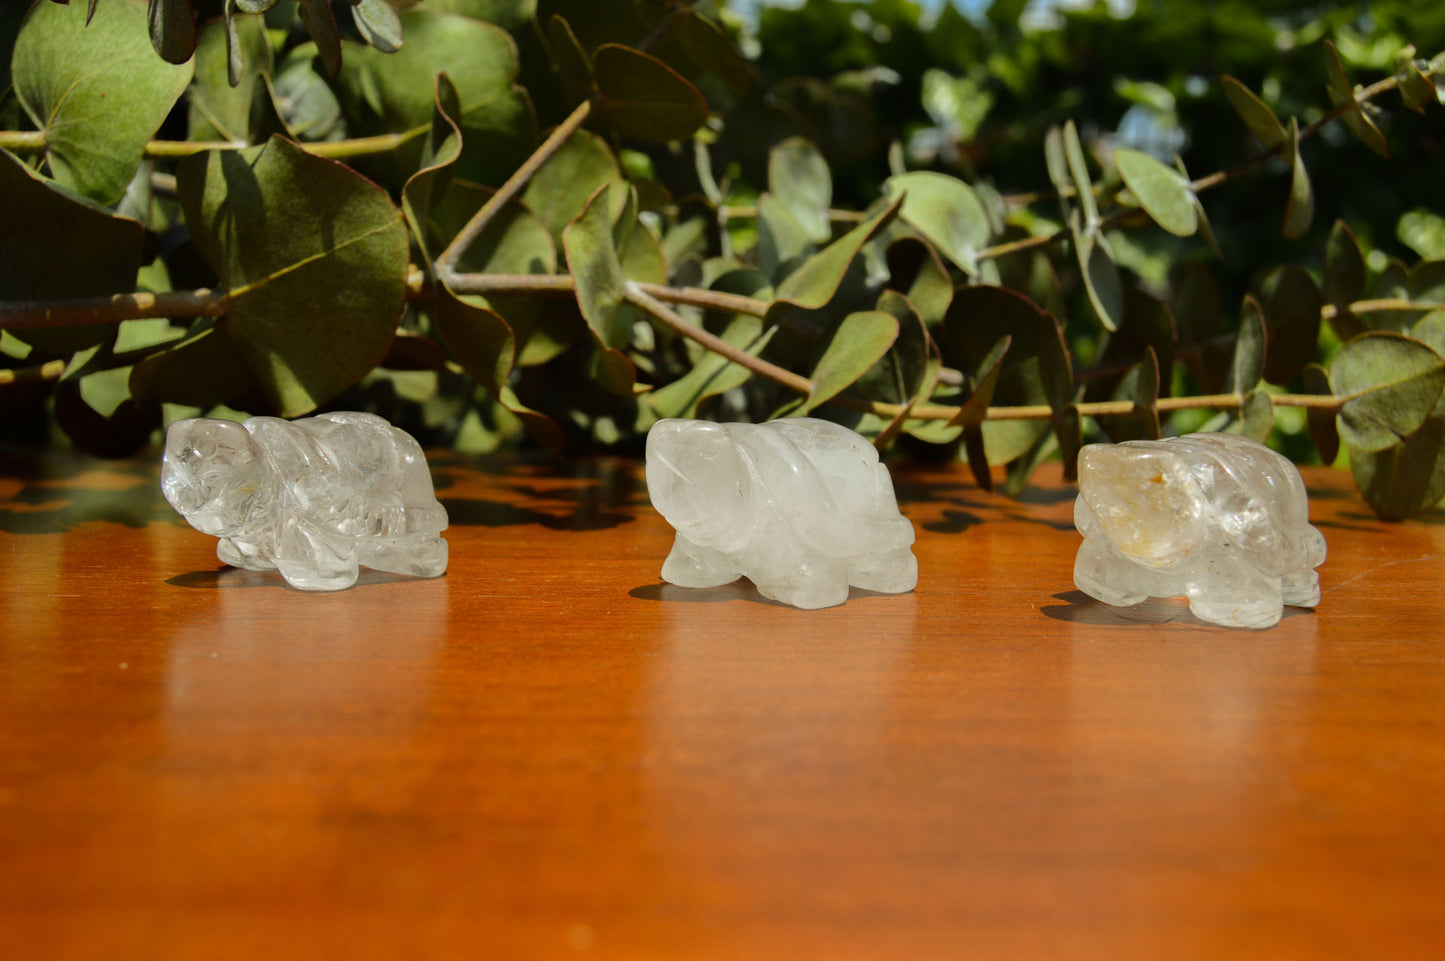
[161,418,265,536]
[645,419,752,547]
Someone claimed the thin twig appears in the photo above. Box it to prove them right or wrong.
[436,100,594,277]
[634,282,770,318]
[1322,298,1444,318]
[0,290,225,330]
[0,359,67,387]
[624,281,814,396]
[0,127,431,161]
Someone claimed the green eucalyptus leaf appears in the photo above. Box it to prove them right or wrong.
[941,285,1054,464]
[177,136,410,416]
[1258,264,1322,385]
[775,197,901,310]
[1102,348,1162,442]
[273,42,346,142]
[13,0,194,205]
[1351,416,1445,519]
[862,291,934,444]
[884,237,952,328]
[1037,314,1081,479]
[883,171,991,276]
[1073,211,1124,332]
[330,10,534,190]
[1409,259,1445,307]
[954,334,1011,430]
[1302,362,1340,465]
[401,74,465,262]
[189,13,275,143]
[54,376,161,459]
[298,0,343,77]
[1238,390,1275,442]
[1191,191,1223,260]
[1414,311,1445,357]
[1220,74,1288,150]
[1324,38,1390,158]
[129,325,257,407]
[1330,332,1445,453]
[678,8,750,96]
[1086,289,1174,431]
[0,152,144,356]
[1281,117,1313,240]
[1375,258,1410,303]
[756,192,815,283]
[546,15,595,107]
[593,43,709,143]
[1174,260,1230,390]
[562,184,630,350]
[858,290,929,406]
[768,137,832,244]
[1062,119,1098,224]
[618,215,667,285]
[521,128,625,243]
[1227,294,1266,395]
[1324,219,1368,339]
[1003,425,1060,498]
[1399,60,1436,113]
[435,294,514,397]
[1114,147,1197,237]
[424,0,536,32]
[437,287,568,451]
[1043,124,1071,201]
[351,0,404,53]
[803,310,899,412]
[148,0,196,65]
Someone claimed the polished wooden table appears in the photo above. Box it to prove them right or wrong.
[1,449,1442,959]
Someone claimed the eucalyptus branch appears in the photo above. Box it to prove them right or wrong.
[0,127,431,161]
[0,289,225,329]
[1322,298,1445,319]
[623,281,814,396]
[711,205,868,225]
[436,99,594,278]
[850,390,1342,425]
[0,359,67,387]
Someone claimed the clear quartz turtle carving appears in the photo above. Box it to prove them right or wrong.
[1073,432,1326,629]
[161,411,448,591]
[646,417,918,609]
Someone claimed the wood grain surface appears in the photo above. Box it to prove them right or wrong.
[1,449,1442,960]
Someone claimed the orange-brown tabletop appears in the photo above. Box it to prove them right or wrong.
[2,451,1442,960]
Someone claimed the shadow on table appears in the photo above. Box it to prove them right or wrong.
[1042,590,1313,629]
[629,579,910,608]
[440,494,634,531]
[0,454,175,534]
[166,567,433,590]
[434,456,644,531]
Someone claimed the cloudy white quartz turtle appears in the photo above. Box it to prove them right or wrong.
[646,417,918,609]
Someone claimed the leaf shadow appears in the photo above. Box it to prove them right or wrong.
[0,456,175,534]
